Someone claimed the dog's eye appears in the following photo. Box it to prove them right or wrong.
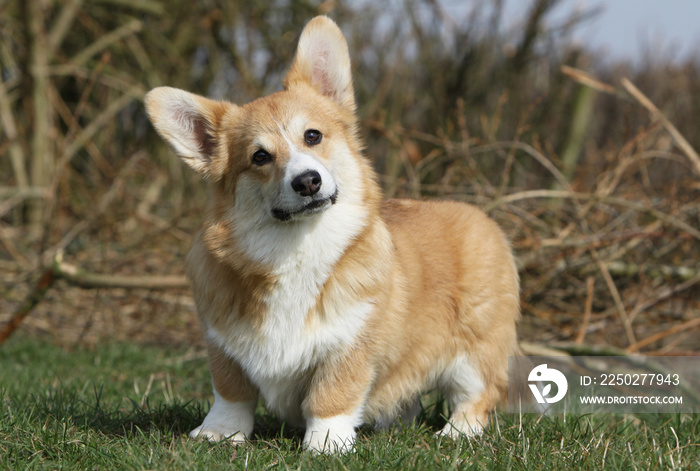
[252,149,272,166]
[304,129,322,146]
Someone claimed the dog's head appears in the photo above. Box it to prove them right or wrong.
[145,17,365,225]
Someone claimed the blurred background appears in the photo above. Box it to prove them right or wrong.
[1,0,698,354]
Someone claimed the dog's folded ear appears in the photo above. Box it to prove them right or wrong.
[144,87,231,180]
[284,16,355,113]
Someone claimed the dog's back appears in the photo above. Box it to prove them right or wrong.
[361,199,520,430]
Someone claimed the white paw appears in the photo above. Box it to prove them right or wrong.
[190,424,247,443]
[303,415,357,454]
[190,390,255,443]
[438,420,483,439]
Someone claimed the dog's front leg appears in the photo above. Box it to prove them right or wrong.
[302,348,373,453]
[190,340,259,443]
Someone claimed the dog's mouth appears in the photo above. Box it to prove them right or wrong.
[271,190,338,222]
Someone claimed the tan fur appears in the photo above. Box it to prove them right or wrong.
[315,199,521,422]
[145,16,520,451]
[207,339,258,404]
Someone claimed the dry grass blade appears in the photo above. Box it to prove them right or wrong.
[561,66,616,94]
[628,271,700,323]
[592,251,636,346]
[626,316,700,353]
[575,277,595,345]
[621,77,700,177]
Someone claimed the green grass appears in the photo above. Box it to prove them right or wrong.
[1,338,698,470]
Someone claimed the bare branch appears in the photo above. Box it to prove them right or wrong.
[0,81,28,189]
[48,0,84,55]
[0,269,55,344]
[69,19,143,68]
[91,0,164,15]
[53,258,189,290]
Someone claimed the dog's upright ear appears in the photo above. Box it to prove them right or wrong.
[145,87,231,180]
[284,16,355,113]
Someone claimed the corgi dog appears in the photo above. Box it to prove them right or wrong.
[144,16,520,453]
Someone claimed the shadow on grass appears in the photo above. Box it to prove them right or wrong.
[29,384,309,447]
[31,385,204,438]
[29,386,450,446]
[28,383,496,451]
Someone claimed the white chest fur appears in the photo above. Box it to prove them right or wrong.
[207,200,372,418]
[207,296,372,419]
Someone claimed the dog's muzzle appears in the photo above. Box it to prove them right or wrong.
[272,188,338,222]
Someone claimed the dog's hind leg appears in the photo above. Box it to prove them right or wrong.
[374,395,422,431]
[400,395,423,425]
[438,355,499,438]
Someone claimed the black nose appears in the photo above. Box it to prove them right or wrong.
[291,170,322,197]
